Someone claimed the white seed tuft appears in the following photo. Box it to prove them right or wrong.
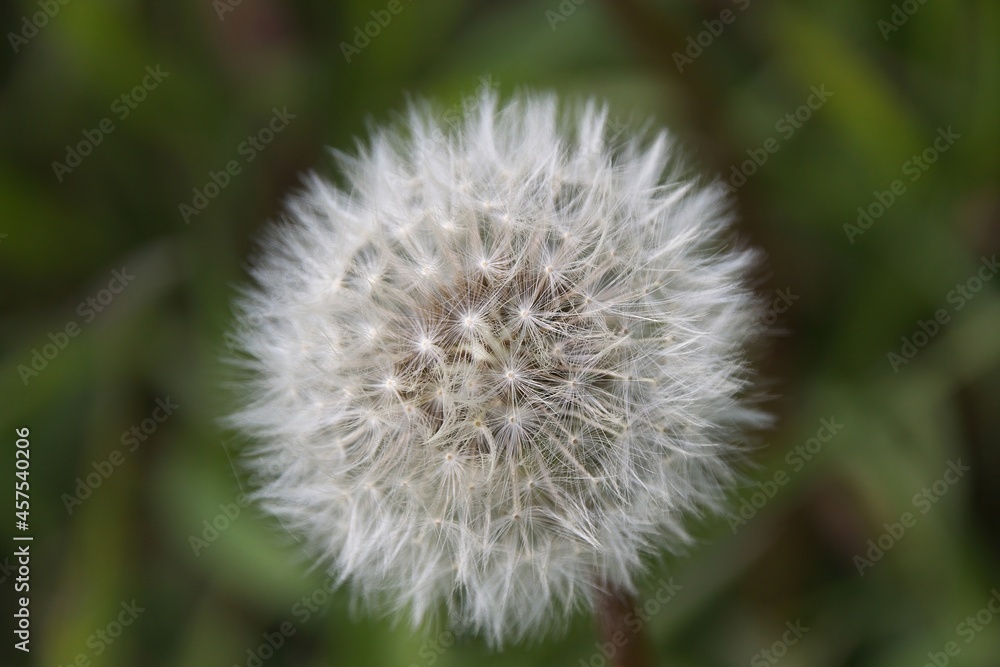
[226,87,769,647]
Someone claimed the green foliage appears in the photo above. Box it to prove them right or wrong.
[1,0,998,665]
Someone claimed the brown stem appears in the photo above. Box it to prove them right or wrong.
[595,583,655,667]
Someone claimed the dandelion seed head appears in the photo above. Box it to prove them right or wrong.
[227,87,768,646]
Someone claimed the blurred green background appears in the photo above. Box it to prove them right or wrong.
[2,1,999,666]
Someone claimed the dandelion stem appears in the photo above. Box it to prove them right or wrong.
[596,584,655,667]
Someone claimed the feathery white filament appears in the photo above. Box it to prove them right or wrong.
[227,88,768,646]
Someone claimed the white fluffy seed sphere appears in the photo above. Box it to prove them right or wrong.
[227,87,768,646]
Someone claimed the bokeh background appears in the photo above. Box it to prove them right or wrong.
[2,1,999,666]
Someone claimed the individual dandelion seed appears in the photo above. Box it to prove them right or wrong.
[225,86,769,647]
